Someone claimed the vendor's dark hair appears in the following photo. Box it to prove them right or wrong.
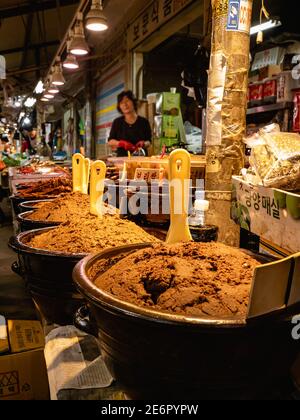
[117,90,138,113]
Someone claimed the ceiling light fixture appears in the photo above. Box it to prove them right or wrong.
[48,85,60,94]
[34,80,44,94]
[52,60,66,86]
[63,39,80,70]
[24,97,37,108]
[85,0,108,32]
[250,19,282,35]
[252,0,281,44]
[44,93,55,99]
[70,12,89,56]
[41,97,49,102]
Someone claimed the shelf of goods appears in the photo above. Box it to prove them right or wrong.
[247,102,293,116]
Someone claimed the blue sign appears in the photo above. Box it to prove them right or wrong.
[227,0,241,31]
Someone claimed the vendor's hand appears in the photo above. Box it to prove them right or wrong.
[136,141,151,149]
[118,140,136,152]
[108,140,120,151]
[135,141,145,149]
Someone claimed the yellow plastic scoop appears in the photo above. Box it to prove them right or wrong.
[90,160,107,216]
[72,153,86,194]
[84,158,91,194]
[166,149,193,244]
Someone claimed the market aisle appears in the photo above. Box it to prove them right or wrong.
[0,225,36,319]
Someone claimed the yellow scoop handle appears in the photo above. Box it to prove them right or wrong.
[90,160,107,216]
[84,158,91,194]
[72,153,86,193]
[166,149,193,244]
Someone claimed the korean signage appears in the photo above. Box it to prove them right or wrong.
[232,177,300,254]
[226,0,252,34]
[134,168,161,182]
[128,0,195,49]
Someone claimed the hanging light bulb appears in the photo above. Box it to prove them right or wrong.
[44,93,55,99]
[70,13,89,56]
[63,54,79,69]
[41,97,49,102]
[85,0,108,32]
[52,61,65,86]
[47,84,59,95]
[63,39,79,70]
[48,85,59,94]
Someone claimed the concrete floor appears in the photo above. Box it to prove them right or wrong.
[0,223,36,320]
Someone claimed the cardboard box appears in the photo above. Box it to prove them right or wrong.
[7,320,45,354]
[0,319,49,400]
[232,176,300,254]
[259,65,281,80]
[0,349,49,400]
[0,316,9,355]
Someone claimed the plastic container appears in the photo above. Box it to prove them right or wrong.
[189,194,218,242]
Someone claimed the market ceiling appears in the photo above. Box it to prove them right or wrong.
[0,0,79,98]
[0,0,143,104]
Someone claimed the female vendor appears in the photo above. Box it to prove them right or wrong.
[108,90,152,157]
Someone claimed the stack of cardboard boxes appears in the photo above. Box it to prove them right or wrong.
[0,316,49,400]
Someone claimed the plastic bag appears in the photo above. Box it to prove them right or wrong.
[245,125,300,191]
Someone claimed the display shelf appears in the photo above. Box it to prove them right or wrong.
[247,102,293,116]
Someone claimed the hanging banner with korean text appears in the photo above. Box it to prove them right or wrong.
[0,56,6,79]
[128,0,196,49]
[226,0,252,34]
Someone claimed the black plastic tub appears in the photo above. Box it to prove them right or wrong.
[9,228,86,325]
[10,195,57,215]
[73,244,300,400]
[19,199,54,213]
[17,211,61,232]
[8,227,162,326]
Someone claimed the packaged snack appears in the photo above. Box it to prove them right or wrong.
[245,124,300,191]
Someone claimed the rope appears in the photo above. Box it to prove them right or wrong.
[260,0,270,25]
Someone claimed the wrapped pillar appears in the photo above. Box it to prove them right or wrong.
[205,0,253,245]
